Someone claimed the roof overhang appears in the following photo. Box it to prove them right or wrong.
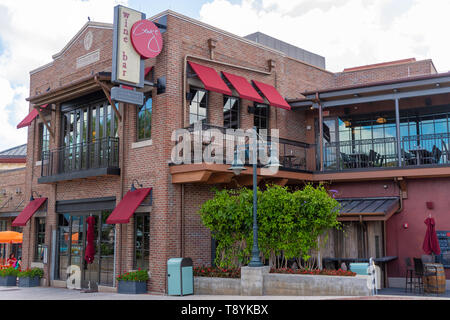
[336,197,400,222]
[26,72,111,106]
[291,72,450,109]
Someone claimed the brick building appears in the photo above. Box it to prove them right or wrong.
[8,8,450,293]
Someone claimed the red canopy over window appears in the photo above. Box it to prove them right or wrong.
[17,104,49,129]
[188,61,232,95]
[106,188,152,224]
[222,72,264,103]
[252,80,291,110]
[12,198,47,227]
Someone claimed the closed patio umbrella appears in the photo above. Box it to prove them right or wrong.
[84,216,95,264]
[422,217,441,255]
[0,231,23,244]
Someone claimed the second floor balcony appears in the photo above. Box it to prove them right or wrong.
[38,137,120,184]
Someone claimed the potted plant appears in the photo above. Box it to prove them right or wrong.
[0,267,19,286]
[18,268,44,287]
[116,268,149,294]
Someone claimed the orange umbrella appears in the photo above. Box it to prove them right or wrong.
[0,231,23,244]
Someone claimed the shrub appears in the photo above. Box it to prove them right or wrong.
[17,268,44,278]
[116,268,149,282]
[193,266,241,278]
[270,267,356,277]
[0,267,19,277]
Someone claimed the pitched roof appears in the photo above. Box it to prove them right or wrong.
[0,144,27,158]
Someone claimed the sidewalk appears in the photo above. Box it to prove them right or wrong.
[0,286,449,300]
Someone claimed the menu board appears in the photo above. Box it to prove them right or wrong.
[436,230,450,268]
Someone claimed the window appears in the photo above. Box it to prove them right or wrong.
[189,88,208,125]
[223,96,239,129]
[134,214,150,270]
[137,94,152,141]
[39,123,50,160]
[254,103,269,130]
[34,217,46,262]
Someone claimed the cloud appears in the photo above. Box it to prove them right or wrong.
[199,0,450,73]
[0,0,127,151]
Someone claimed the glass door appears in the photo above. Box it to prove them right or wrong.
[57,211,114,288]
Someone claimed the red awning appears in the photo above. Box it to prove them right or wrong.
[252,80,291,110]
[106,188,152,224]
[188,61,232,95]
[222,72,264,103]
[17,104,49,129]
[144,66,153,78]
[12,198,47,227]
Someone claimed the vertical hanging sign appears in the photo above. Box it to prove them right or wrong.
[112,5,145,88]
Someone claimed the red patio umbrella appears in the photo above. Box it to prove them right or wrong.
[84,216,96,264]
[422,217,441,255]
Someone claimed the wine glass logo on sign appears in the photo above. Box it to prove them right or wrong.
[131,20,163,59]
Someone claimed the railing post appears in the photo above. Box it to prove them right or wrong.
[395,98,402,167]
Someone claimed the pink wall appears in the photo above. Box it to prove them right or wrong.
[330,178,450,279]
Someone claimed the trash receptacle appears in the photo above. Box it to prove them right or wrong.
[349,262,369,275]
[167,257,193,296]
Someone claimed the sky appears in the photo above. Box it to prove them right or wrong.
[0,0,449,151]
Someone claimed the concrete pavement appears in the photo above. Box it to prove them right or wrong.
[0,286,449,300]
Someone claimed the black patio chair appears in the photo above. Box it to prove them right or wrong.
[404,257,414,292]
[432,145,442,164]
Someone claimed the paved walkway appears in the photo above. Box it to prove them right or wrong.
[0,286,449,300]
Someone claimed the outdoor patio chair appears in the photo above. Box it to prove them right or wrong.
[404,257,414,292]
[432,145,442,164]
[413,257,438,294]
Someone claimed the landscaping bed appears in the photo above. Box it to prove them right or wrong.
[270,267,356,277]
[193,266,240,278]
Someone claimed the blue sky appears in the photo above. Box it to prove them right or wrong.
[0,0,449,151]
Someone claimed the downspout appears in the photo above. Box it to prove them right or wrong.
[316,93,324,172]
[180,184,184,257]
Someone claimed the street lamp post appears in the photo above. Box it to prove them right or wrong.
[228,127,280,267]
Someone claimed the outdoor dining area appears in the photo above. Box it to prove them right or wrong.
[0,231,22,267]
[404,216,448,296]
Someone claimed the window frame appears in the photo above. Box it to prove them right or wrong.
[223,96,240,129]
[34,217,46,262]
[133,213,150,271]
[253,103,269,131]
[188,87,208,125]
[137,93,153,142]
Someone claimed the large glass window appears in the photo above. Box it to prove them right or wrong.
[137,94,152,141]
[254,103,269,131]
[39,123,50,160]
[223,96,239,129]
[34,217,46,262]
[189,88,207,125]
[134,214,150,271]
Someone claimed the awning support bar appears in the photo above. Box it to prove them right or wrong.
[94,76,122,122]
[35,106,54,138]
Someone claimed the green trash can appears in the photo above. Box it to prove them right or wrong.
[167,257,194,296]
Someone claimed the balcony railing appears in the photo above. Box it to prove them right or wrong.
[175,123,315,172]
[41,137,120,179]
[323,133,450,171]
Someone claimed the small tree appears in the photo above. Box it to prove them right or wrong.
[200,184,340,268]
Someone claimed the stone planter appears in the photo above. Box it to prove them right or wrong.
[0,276,17,286]
[18,276,40,287]
[117,280,147,294]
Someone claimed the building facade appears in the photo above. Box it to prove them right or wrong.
[8,8,450,293]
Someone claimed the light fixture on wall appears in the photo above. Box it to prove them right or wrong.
[376,117,387,124]
[131,179,143,192]
[344,120,351,128]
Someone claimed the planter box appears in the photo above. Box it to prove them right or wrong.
[194,277,241,295]
[117,280,147,294]
[0,276,17,286]
[18,276,40,287]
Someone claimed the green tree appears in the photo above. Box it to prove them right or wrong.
[200,184,341,268]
